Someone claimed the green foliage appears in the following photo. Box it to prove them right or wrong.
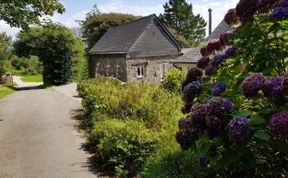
[167,27,193,47]
[11,55,43,75]
[0,32,12,75]
[0,84,14,99]
[80,7,138,50]
[169,12,288,178]
[90,119,157,177]
[229,16,288,77]
[161,69,184,93]
[159,0,206,46]
[0,0,64,29]
[77,76,183,176]
[14,23,86,85]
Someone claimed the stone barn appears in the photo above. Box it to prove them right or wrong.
[88,14,182,83]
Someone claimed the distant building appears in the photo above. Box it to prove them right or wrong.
[88,14,182,83]
[171,20,232,74]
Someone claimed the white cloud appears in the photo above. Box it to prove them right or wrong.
[0,21,20,40]
[0,0,239,39]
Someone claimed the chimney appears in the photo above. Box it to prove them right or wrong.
[208,8,212,35]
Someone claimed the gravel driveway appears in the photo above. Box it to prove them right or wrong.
[0,88,96,178]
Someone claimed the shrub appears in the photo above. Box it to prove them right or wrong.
[89,119,157,177]
[161,69,184,94]
[77,76,184,176]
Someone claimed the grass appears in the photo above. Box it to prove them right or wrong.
[21,75,43,82]
[0,85,14,99]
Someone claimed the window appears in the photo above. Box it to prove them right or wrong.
[137,66,145,78]
[160,63,169,80]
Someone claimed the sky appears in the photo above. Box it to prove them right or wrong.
[0,0,239,39]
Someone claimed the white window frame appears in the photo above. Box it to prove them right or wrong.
[137,66,145,78]
[160,63,169,80]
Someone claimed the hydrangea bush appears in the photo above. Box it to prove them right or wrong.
[175,0,288,177]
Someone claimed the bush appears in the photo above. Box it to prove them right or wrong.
[89,119,157,177]
[77,76,183,176]
[161,69,184,94]
[11,55,43,75]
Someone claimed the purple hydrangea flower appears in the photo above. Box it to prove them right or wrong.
[225,48,238,58]
[178,118,193,131]
[281,73,288,95]
[197,155,208,168]
[200,45,209,57]
[241,73,265,98]
[186,67,203,82]
[228,116,249,142]
[205,65,217,76]
[176,130,198,150]
[197,57,210,70]
[207,39,224,53]
[212,55,226,67]
[206,97,233,115]
[183,81,202,103]
[181,79,191,91]
[262,77,283,99]
[269,112,288,136]
[181,102,193,114]
[278,0,288,7]
[220,29,237,45]
[270,7,288,20]
[206,115,225,129]
[212,82,227,96]
[191,104,207,132]
[224,8,239,25]
[236,0,259,24]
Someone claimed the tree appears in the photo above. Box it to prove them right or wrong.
[0,0,64,29]
[14,23,86,85]
[0,32,12,75]
[159,0,206,46]
[80,6,138,50]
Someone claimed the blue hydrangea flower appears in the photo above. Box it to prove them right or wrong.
[225,48,238,58]
[270,7,288,20]
[212,55,226,67]
[281,72,288,95]
[212,82,227,96]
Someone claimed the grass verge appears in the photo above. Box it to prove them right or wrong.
[21,75,43,82]
[0,85,14,99]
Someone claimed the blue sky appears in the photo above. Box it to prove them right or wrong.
[0,0,239,38]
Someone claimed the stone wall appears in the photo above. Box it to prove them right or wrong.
[90,56,127,82]
[126,58,174,84]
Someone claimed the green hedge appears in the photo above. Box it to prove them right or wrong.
[77,76,183,176]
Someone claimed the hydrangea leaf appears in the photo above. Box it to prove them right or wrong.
[254,130,271,141]
[249,115,265,125]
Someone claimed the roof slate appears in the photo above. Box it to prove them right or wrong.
[89,14,181,55]
[207,20,232,40]
[172,46,202,64]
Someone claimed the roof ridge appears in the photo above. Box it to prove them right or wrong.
[112,14,155,29]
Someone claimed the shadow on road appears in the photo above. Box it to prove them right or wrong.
[12,85,47,91]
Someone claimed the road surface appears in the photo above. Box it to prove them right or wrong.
[0,88,97,178]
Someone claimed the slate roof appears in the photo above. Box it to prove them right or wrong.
[89,14,181,55]
[171,46,202,64]
[206,20,232,40]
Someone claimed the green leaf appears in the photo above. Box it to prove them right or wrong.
[254,130,271,141]
[232,110,251,117]
[249,114,265,125]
